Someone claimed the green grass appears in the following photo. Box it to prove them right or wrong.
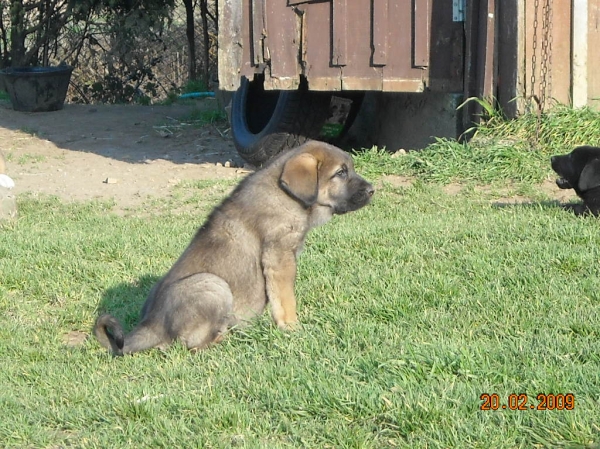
[181,78,209,94]
[19,126,39,137]
[186,106,228,126]
[153,101,229,137]
[353,104,600,185]
[1,106,600,447]
[16,153,46,165]
[354,140,551,185]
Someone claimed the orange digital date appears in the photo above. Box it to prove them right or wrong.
[480,393,575,411]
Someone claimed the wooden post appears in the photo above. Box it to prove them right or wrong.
[573,0,588,108]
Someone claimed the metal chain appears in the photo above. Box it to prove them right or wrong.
[529,0,553,145]
[530,0,539,109]
[539,0,552,111]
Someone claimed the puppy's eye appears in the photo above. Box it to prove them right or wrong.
[334,167,348,178]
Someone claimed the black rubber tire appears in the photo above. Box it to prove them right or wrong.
[231,75,362,165]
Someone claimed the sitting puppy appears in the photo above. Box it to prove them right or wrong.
[95,141,374,355]
[551,146,600,215]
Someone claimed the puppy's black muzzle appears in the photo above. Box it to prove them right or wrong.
[550,155,573,189]
[335,178,374,214]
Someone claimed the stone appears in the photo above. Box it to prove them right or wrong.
[0,187,17,220]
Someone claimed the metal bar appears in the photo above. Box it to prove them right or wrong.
[251,0,266,65]
[332,0,347,66]
[462,0,481,128]
[413,0,430,67]
[372,0,388,66]
[477,0,496,99]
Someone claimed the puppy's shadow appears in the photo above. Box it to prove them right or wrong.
[492,199,588,216]
[98,274,160,331]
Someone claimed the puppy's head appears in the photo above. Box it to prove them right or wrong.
[551,146,600,193]
[279,141,374,215]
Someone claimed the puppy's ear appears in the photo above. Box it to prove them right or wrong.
[578,159,600,191]
[280,152,319,206]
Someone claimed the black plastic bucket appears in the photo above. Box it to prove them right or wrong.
[0,65,73,112]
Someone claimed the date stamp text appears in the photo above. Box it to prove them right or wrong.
[480,393,575,411]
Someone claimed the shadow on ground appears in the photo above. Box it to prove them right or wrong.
[98,274,161,332]
[492,199,587,216]
[0,100,237,166]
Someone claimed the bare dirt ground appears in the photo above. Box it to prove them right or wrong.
[0,100,246,211]
[0,99,576,212]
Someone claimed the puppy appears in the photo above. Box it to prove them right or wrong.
[551,146,600,215]
[94,141,374,355]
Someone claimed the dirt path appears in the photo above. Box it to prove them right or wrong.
[0,100,246,210]
[0,99,576,212]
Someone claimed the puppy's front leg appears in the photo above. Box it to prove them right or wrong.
[262,248,298,329]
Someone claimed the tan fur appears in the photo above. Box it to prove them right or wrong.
[94,141,374,355]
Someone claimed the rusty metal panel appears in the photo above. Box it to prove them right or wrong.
[239,1,254,80]
[301,1,341,90]
[424,1,464,91]
[219,0,464,93]
[413,0,430,67]
[372,0,388,66]
[380,0,423,91]
[218,0,600,114]
[250,0,266,65]
[263,1,301,89]
[332,0,348,66]
[305,0,384,90]
[217,0,243,91]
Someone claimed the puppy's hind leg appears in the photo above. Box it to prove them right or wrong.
[168,273,235,351]
[121,324,169,354]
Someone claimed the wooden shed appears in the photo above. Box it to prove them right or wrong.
[218,1,600,160]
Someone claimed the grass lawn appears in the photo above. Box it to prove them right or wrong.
[1,105,600,448]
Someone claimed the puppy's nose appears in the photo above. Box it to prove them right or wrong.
[366,185,375,197]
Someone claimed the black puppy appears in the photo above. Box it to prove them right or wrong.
[551,146,600,215]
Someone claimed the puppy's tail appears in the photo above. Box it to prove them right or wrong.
[94,314,125,355]
[94,314,166,355]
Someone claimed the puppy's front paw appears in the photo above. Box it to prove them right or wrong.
[279,319,300,331]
